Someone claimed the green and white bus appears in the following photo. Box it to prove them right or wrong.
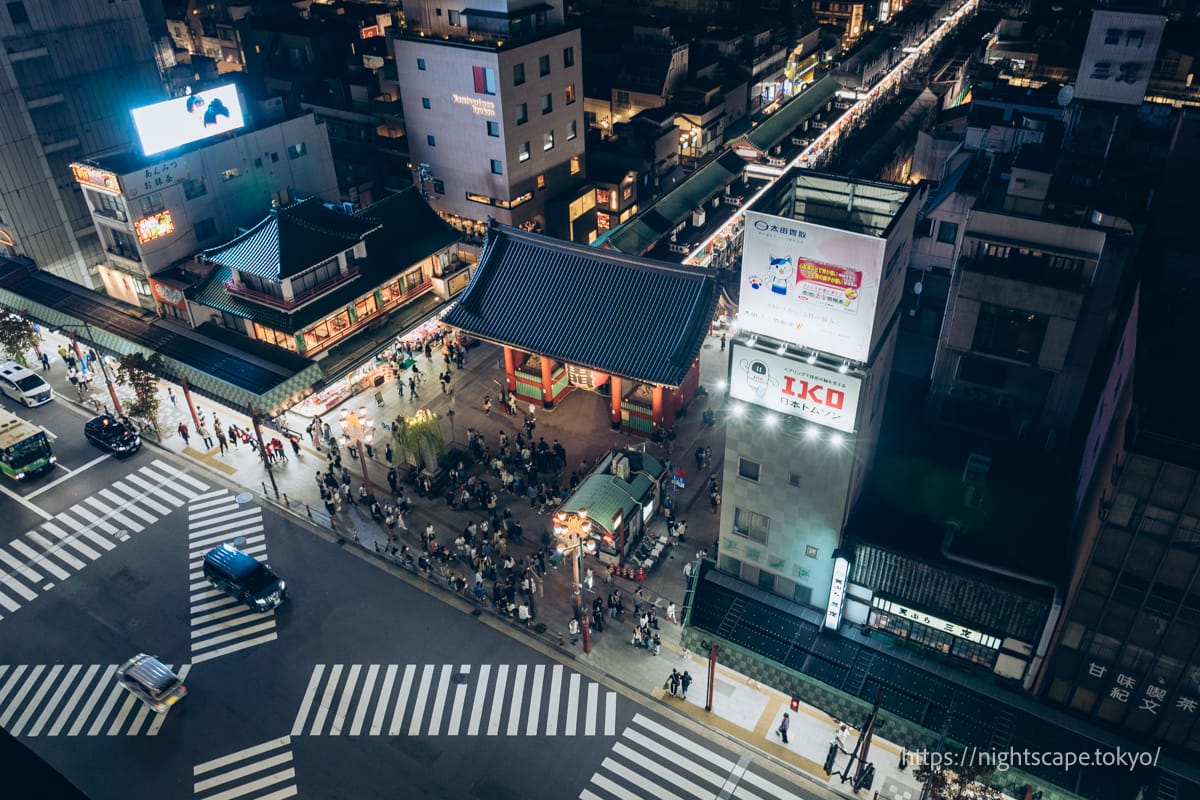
[0,409,55,480]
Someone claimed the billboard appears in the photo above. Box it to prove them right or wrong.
[130,84,246,157]
[739,210,886,362]
[728,343,862,433]
[1074,10,1165,106]
[70,163,120,194]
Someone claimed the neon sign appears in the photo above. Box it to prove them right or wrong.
[135,210,175,244]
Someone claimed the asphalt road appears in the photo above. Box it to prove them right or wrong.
[1,433,816,800]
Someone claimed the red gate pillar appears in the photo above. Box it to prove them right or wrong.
[610,376,622,430]
[540,356,555,409]
[652,384,664,430]
[503,346,517,392]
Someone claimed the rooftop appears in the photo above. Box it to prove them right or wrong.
[749,169,915,239]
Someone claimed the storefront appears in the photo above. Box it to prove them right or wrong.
[293,306,460,418]
[868,597,1002,669]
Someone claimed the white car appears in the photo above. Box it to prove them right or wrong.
[0,361,53,407]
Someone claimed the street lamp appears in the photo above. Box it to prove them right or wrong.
[60,321,124,417]
[552,508,597,654]
[340,406,375,498]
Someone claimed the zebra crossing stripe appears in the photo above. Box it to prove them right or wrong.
[106,692,140,736]
[427,664,453,736]
[27,529,94,565]
[122,474,178,508]
[369,665,396,736]
[153,460,209,493]
[194,750,293,795]
[0,567,37,602]
[329,664,361,736]
[9,664,60,735]
[111,478,171,515]
[409,665,434,736]
[311,664,342,736]
[348,664,379,737]
[146,665,190,737]
[591,772,643,800]
[585,682,598,736]
[83,496,143,534]
[0,664,45,729]
[546,664,563,736]
[73,500,121,536]
[97,489,149,529]
[9,541,69,579]
[0,548,42,582]
[46,664,97,737]
[487,665,508,736]
[525,664,545,736]
[388,664,416,736]
[602,755,688,800]
[614,740,722,795]
[43,521,113,555]
[605,690,617,737]
[466,664,489,736]
[39,521,104,559]
[507,665,526,736]
[28,664,80,736]
[447,666,470,735]
[69,665,116,736]
[565,673,580,736]
[291,665,325,737]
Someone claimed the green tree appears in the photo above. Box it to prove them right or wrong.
[0,314,39,367]
[914,758,1002,800]
[117,352,165,431]
[390,409,445,469]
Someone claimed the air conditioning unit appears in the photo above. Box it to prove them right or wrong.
[115,210,127,222]
[612,454,631,480]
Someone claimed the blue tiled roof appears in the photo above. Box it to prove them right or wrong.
[445,223,718,387]
[201,197,380,280]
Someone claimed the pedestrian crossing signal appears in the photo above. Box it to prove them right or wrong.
[790,695,799,711]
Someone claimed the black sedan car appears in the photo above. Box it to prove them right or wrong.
[84,414,141,455]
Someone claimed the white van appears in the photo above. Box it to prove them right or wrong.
[0,361,54,407]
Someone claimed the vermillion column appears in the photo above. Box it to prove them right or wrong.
[652,385,664,430]
[503,346,517,392]
[540,355,554,409]
[610,375,622,430]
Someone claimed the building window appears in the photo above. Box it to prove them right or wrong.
[518,142,531,162]
[516,103,528,125]
[565,84,576,105]
[490,159,503,175]
[194,217,216,241]
[538,54,550,76]
[972,304,1048,364]
[486,121,500,137]
[473,66,497,95]
[567,120,577,140]
[221,168,240,182]
[732,508,770,543]
[432,179,445,195]
[6,1,28,25]
[537,174,546,189]
[936,220,958,244]
[417,58,426,71]
[543,131,554,151]
[448,9,460,26]
[287,142,307,159]
[427,135,436,147]
[182,177,207,200]
[137,193,164,216]
[789,472,802,488]
[615,90,631,109]
[541,93,553,114]
[570,155,580,175]
[737,458,761,482]
[513,63,525,86]
[805,545,819,559]
[563,46,575,68]
[422,97,431,109]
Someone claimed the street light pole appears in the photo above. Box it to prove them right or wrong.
[250,407,280,500]
[66,323,124,417]
[553,508,595,654]
[341,406,374,499]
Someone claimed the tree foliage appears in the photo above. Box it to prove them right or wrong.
[914,759,1002,800]
[0,314,39,367]
[117,352,165,431]
[390,409,444,469]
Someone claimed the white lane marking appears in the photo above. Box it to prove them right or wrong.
[506,664,527,736]
[0,481,52,520]
[349,664,379,737]
[291,665,325,737]
[546,664,563,736]
[309,664,343,736]
[486,665,508,736]
[565,673,580,736]
[466,664,490,736]
[190,633,277,664]
[328,664,361,736]
[525,664,544,736]
[427,664,453,736]
[408,665,434,736]
[192,734,292,775]
[387,664,416,736]
[369,665,397,736]
[585,681,598,736]
[24,454,109,499]
[447,665,470,736]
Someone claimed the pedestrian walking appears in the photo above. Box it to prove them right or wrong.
[720,332,727,351]
[199,424,213,449]
[168,386,176,406]
[39,351,50,371]
[177,422,190,445]
[836,723,850,751]
[668,669,681,697]
[667,601,678,625]
[680,670,692,699]
[397,380,405,399]
[777,713,790,743]
[216,432,228,454]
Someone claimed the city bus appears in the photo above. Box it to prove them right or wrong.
[0,408,55,480]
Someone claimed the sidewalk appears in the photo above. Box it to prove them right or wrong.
[25,323,929,799]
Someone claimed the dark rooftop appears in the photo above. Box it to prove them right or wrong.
[445,222,718,387]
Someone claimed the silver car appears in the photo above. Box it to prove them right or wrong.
[115,654,187,712]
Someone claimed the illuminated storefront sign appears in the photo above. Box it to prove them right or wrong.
[728,343,861,432]
[135,210,175,244]
[871,598,1001,649]
[71,163,121,194]
[149,277,187,309]
[824,555,850,631]
[451,94,497,117]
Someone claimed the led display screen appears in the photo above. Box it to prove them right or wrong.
[130,84,246,157]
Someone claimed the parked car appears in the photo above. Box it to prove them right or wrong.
[0,361,53,407]
[115,654,187,712]
[84,414,141,455]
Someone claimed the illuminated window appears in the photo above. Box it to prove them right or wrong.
[543,131,554,151]
[448,9,460,26]
[596,212,610,231]
[287,142,307,159]
[567,120,577,140]
[570,155,580,175]
[565,84,576,105]
[537,174,545,189]
[595,189,611,205]
[732,508,770,543]
[518,141,530,162]
[490,159,503,175]
[221,168,240,182]
[538,54,550,76]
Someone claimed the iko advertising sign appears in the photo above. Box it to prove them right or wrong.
[130,84,247,157]
[729,343,861,432]
[739,210,886,362]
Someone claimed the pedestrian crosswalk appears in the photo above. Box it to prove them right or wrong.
[581,713,807,800]
[188,490,279,664]
[0,662,191,737]
[193,735,298,800]
[291,663,618,738]
[0,460,209,621]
